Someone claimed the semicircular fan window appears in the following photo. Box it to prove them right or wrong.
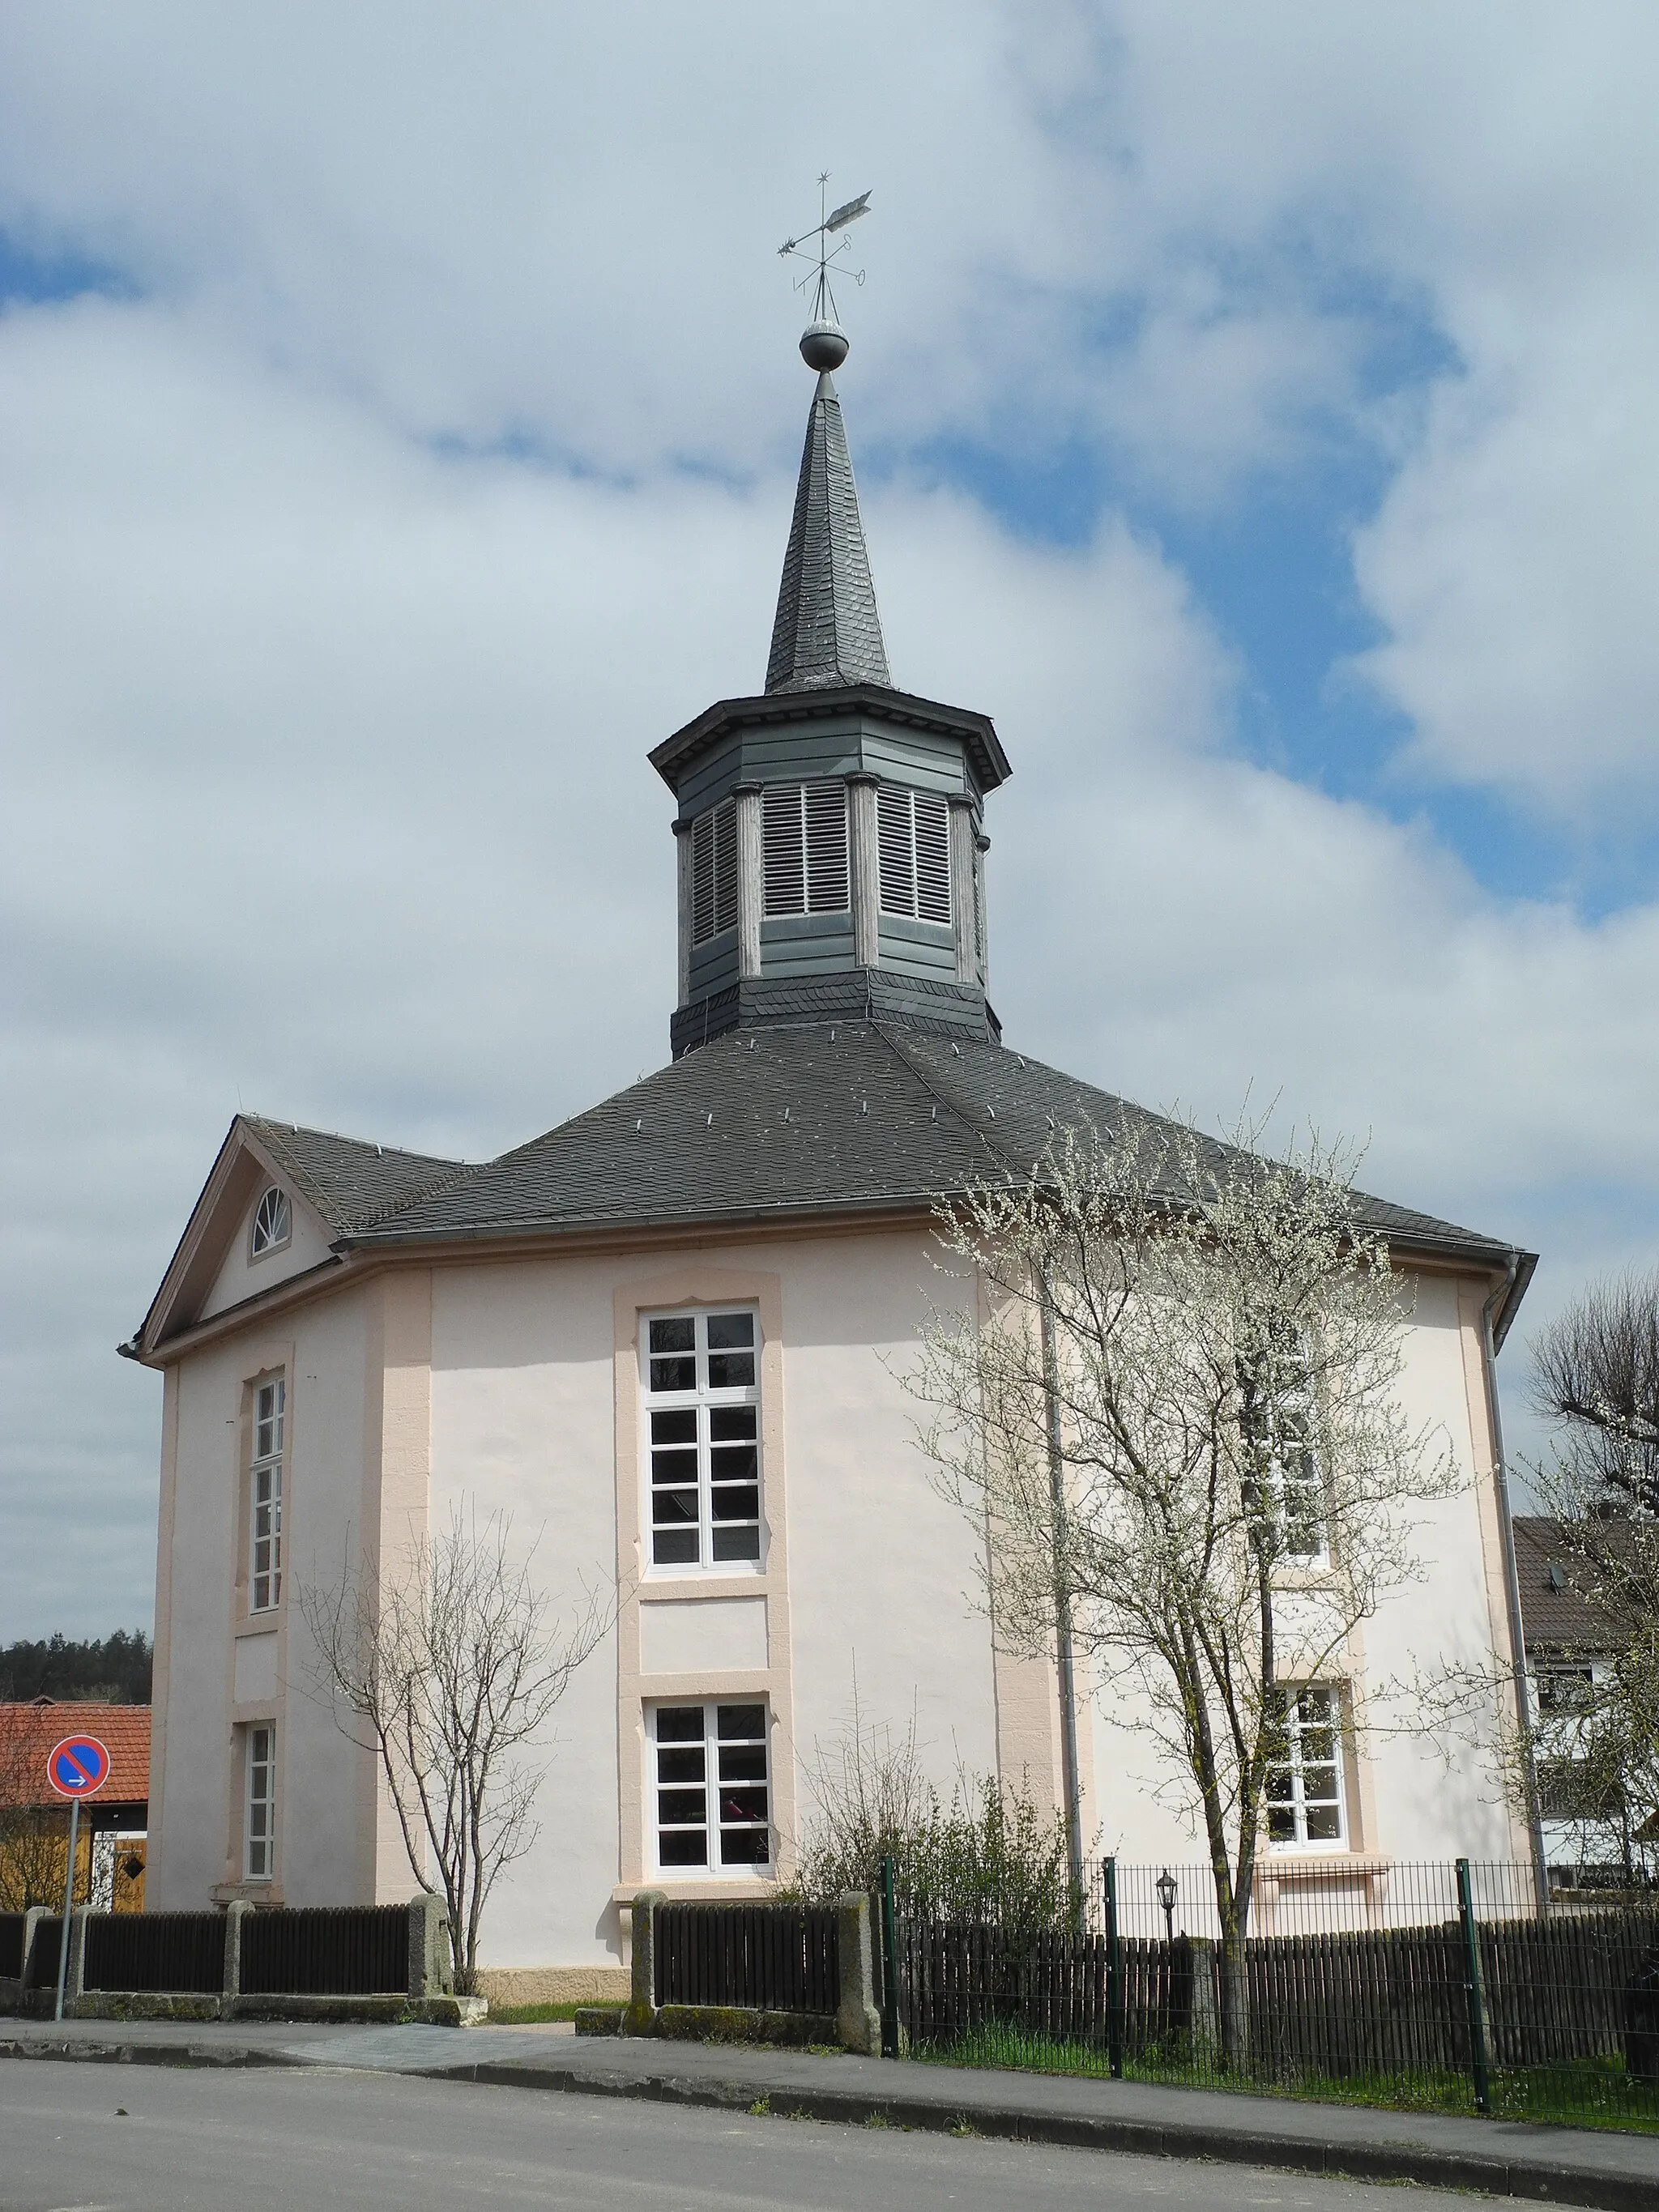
[251,1186,292,1257]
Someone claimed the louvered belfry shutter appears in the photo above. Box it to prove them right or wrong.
[712,800,738,936]
[914,791,951,924]
[804,782,848,913]
[764,786,806,917]
[876,785,915,916]
[691,809,716,944]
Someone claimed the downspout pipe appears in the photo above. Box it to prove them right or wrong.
[1482,1249,1549,1912]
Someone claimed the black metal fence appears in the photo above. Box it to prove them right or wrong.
[1,1901,421,2005]
[881,1859,1659,2129]
[85,1910,223,1994]
[240,1905,408,1996]
[655,1902,839,2017]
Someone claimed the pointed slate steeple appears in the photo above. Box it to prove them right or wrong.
[765,369,891,694]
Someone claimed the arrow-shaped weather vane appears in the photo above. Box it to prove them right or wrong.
[778,173,872,336]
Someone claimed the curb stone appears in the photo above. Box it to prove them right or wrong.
[421,2057,1654,2210]
[2,2031,1650,2211]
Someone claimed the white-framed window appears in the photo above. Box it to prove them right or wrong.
[1535,1664,1596,1713]
[245,1723,276,1880]
[1238,1319,1326,1564]
[690,800,738,948]
[650,1700,771,1870]
[642,1309,761,1571]
[250,1185,292,1258]
[1266,1685,1346,1848]
[876,784,951,924]
[762,782,850,917]
[249,1377,284,1612]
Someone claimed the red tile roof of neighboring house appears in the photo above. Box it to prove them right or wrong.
[0,1703,151,1808]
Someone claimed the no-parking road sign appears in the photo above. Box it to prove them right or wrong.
[45,1734,111,1800]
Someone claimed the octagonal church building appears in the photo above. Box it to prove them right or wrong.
[129,323,1538,1989]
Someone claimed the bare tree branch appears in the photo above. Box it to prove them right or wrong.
[908,1109,1459,2068]
[299,1506,613,1993]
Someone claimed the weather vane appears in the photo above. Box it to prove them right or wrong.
[778,175,871,371]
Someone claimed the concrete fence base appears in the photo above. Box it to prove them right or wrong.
[0,1897,478,2027]
[619,1889,882,2053]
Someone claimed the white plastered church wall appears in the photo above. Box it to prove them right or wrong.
[415,1225,998,1971]
[198,1183,334,1322]
[1079,1268,1529,1870]
[149,1285,375,1910]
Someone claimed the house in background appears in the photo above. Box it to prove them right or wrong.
[1512,1515,1655,1886]
[127,324,1539,1993]
[0,1700,149,1912]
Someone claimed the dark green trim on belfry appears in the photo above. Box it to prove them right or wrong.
[650,682,1011,799]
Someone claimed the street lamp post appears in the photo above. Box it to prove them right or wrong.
[1156,1865,1178,1946]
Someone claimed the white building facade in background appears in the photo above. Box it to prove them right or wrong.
[129,332,1538,1985]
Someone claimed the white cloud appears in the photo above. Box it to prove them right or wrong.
[2,3,1658,1630]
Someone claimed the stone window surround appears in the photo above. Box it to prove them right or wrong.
[249,1183,293,1263]
[210,1332,298,1903]
[612,1260,797,1901]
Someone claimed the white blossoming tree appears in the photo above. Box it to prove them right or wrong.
[912,1111,1460,2067]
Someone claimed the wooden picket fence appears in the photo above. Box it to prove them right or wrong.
[893,1908,1659,2085]
[654,1902,839,2015]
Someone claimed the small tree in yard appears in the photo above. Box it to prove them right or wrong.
[0,1728,70,1911]
[789,1692,1073,1933]
[912,1112,1460,2069]
[302,1508,611,1993]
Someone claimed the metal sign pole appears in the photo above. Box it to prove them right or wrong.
[53,1796,79,2023]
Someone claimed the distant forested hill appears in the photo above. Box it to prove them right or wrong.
[0,1631,152,1704]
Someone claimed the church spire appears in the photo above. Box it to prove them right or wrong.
[764,330,891,696]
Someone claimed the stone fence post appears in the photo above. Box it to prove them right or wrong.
[835,1892,881,2054]
[63,1907,90,2010]
[408,1893,452,2000]
[222,1899,251,2012]
[624,1890,664,2035]
[19,1907,48,1993]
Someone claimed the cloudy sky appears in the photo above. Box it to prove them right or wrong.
[3,3,1657,1639]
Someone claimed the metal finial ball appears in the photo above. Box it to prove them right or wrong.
[800,320,850,372]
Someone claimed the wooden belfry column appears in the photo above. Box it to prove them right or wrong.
[736,784,763,980]
[848,773,880,968]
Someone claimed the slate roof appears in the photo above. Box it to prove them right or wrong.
[342,1024,1526,1304]
[0,1702,151,1809]
[765,370,891,695]
[242,1115,464,1234]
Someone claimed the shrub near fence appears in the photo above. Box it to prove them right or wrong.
[0,1912,23,1980]
[654,1902,839,2017]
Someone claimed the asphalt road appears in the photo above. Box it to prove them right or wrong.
[0,2059,1534,2212]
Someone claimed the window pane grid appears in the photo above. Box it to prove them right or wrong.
[1267,1686,1346,1847]
[249,1378,284,1613]
[644,1311,761,1571]
[651,1702,770,1871]
[251,1186,291,1256]
[245,1724,275,1880]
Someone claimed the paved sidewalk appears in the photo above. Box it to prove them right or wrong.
[3,2016,1654,2210]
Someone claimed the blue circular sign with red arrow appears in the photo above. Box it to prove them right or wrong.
[46,1735,111,1800]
